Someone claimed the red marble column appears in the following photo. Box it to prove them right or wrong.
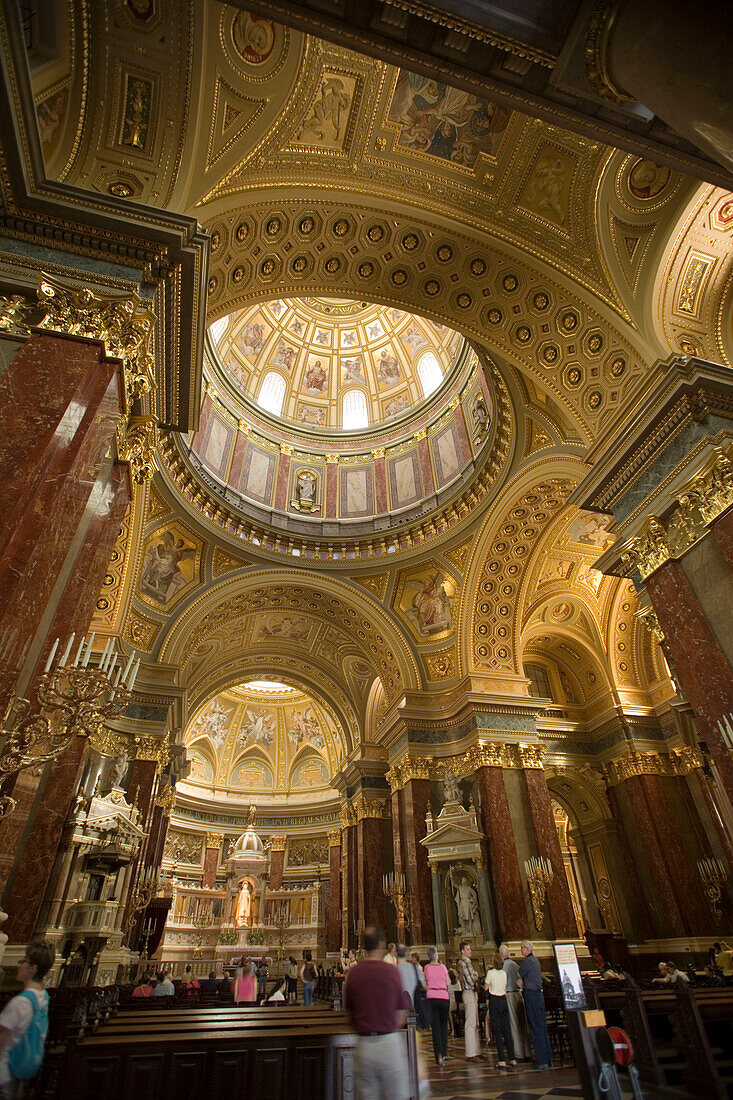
[400,780,435,944]
[0,332,123,710]
[475,766,529,940]
[342,824,357,948]
[269,844,285,890]
[373,455,387,514]
[2,733,89,941]
[326,462,338,518]
[356,816,386,930]
[417,437,432,493]
[645,562,733,799]
[391,789,405,878]
[202,835,221,889]
[710,506,733,571]
[328,837,341,952]
[522,767,578,938]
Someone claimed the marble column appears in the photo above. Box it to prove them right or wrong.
[400,780,435,944]
[430,867,447,947]
[0,332,124,711]
[522,765,578,938]
[356,816,386,930]
[645,561,733,799]
[711,506,733,572]
[328,832,341,952]
[475,864,496,946]
[597,0,733,170]
[202,833,223,890]
[342,824,357,949]
[474,766,529,940]
[269,838,286,890]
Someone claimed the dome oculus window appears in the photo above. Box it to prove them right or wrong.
[258,371,286,416]
[342,389,369,430]
[417,351,443,397]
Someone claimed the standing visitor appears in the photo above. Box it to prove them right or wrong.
[0,940,55,1098]
[411,952,430,1030]
[457,941,483,1062]
[286,956,298,1002]
[499,944,531,1060]
[484,954,517,1068]
[234,959,256,1004]
[519,941,553,1070]
[343,926,410,1100]
[383,943,398,965]
[424,946,450,1066]
[300,952,318,1006]
[257,960,269,1002]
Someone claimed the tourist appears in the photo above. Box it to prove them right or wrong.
[519,941,552,1070]
[132,975,153,998]
[457,940,483,1062]
[0,940,55,1096]
[484,953,517,1068]
[499,944,531,1061]
[447,968,461,1035]
[200,971,219,993]
[664,962,690,986]
[424,946,450,1066]
[217,972,231,994]
[268,979,288,1002]
[234,959,256,1004]
[383,942,398,965]
[411,952,430,1030]
[257,960,269,1002]
[181,966,200,995]
[343,926,410,1100]
[396,944,421,1009]
[300,952,318,1005]
[152,970,174,997]
[286,956,298,1002]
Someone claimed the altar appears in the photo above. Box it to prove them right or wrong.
[421,774,496,953]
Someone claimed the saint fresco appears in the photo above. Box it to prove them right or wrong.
[140,525,199,605]
[388,70,510,167]
[396,567,456,638]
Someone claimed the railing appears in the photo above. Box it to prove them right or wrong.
[64,901,122,934]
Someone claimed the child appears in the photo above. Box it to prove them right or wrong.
[0,940,55,1098]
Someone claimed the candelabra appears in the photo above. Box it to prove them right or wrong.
[382,871,412,938]
[698,856,727,923]
[125,867,160,933]
[272,904,289,966]
[0,633,140,820]
[524,855,554,931]
[191,911,215,959]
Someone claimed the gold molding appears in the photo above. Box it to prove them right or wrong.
[620,516,670,581]
[155,782,176,816]
[328,829,341,847]
[268,835,287,851]
[116,414,159,483]
[340,793,391,826]
[604,747,704,786]
[387,740,547,791]
[584,1,634,103]
[133,734,170,766]
[205,831,224,848]
[90,728,132,757]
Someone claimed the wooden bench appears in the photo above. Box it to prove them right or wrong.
[43,1004,420,1100]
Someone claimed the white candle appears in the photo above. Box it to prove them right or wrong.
[100,638,111,670]
[128,657,140,691]
[44,638,60,673]
[121,652,134,682]
[74,636,85,666]
[82,632,95,667]
[59,633,75,667]
[108,653,118,679]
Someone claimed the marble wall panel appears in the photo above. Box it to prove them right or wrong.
[431,422,461,486]
[269,847,285,890]
[388,450,422,509]
[340,466,374,518]
[475,766,529,941]
[646,561,733,799]
[239,442,276,506]
[202,845,219,889]
[274,453,290,512]
[356,817,386,930]
[199,406,234,480]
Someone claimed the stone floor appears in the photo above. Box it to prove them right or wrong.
[422,1034,676,1099]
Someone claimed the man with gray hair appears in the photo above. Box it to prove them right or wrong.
[499,943,531,1060]
[519,940,553,1070]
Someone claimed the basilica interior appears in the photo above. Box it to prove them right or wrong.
[0,0,733,1091]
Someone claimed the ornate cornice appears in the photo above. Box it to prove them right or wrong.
[584,1,633,103]
[604,746,704,786]
[387,740,547,791]
[90,728,132,757]
[133,734,170,766]
[340,794,391,827]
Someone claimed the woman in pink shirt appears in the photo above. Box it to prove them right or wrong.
[424,946,450,1065]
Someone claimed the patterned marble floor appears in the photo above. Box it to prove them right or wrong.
[421,1035,670,1099]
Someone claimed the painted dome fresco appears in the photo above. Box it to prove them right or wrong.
[180,679,344,806]
[208,296,464,430]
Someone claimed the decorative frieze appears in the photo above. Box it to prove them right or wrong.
[604,747,704,786]
[387,741,547,791]
[287,837,329,867]
[339,794,391,828]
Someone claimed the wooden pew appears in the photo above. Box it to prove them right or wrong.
[46,1005,420,1100]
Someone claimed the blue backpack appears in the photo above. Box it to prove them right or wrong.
[7,990,49,1080]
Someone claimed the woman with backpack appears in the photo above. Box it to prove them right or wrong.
[0,939,55,1098]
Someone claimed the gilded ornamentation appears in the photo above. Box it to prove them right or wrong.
[425,648,457,681]
[36,274,156,414]
[328,829,341,846]
[635,605,664,644]
[584,1,634,103]
[354,574,389,601]
[525,855,554,930]
[122,608,161,651]
[268,835,287,851]
[116,415,159,483]
[604,747,703,787]
[518,744,546,769]
[120,74,153,150]
[155,782,176,816]
[0,294,33,336]
[212,546,249,578]
[89,728,132,757]
[205,831,224,849]
[340,794,391,826]
[620,516,670,580]
[134,734,170,766]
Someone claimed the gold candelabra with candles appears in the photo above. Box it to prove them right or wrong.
[0,633,140,820]
[382,871,412,938]
[125,866,160,933]
[698,856,728,923]
[191,910,215,959]
[524,855,554,931]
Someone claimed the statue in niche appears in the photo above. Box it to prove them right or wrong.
[292,469,319,512]
[450,868,482,936]
[472,393,490,440]
[442,768,460,804]
[110,754,128,790]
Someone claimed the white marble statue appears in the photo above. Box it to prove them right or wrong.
[452,871,482,936]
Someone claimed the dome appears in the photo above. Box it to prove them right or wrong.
[230,808,267,860]
[208,296,464,430]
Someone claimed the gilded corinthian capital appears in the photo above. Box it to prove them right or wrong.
[116,415,159,483]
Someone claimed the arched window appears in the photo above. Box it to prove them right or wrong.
[342,389,368,429]
[417,351,443,397]
[257,371,286,416]
[524,662,553,700]
[208,316,227,343]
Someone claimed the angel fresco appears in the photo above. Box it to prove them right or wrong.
[237,322,265,359]
[377,351,401,387]
[189,699,232,750]
[140,530,196,604]
[388,71,509,168]
[289,707,326,751]
[406,572,453,635]
[238,708,275,748]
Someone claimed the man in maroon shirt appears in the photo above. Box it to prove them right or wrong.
[344,926,411,1100]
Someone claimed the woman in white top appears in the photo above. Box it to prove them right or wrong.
[268,979,288,1002]
[484,954,517,1067]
